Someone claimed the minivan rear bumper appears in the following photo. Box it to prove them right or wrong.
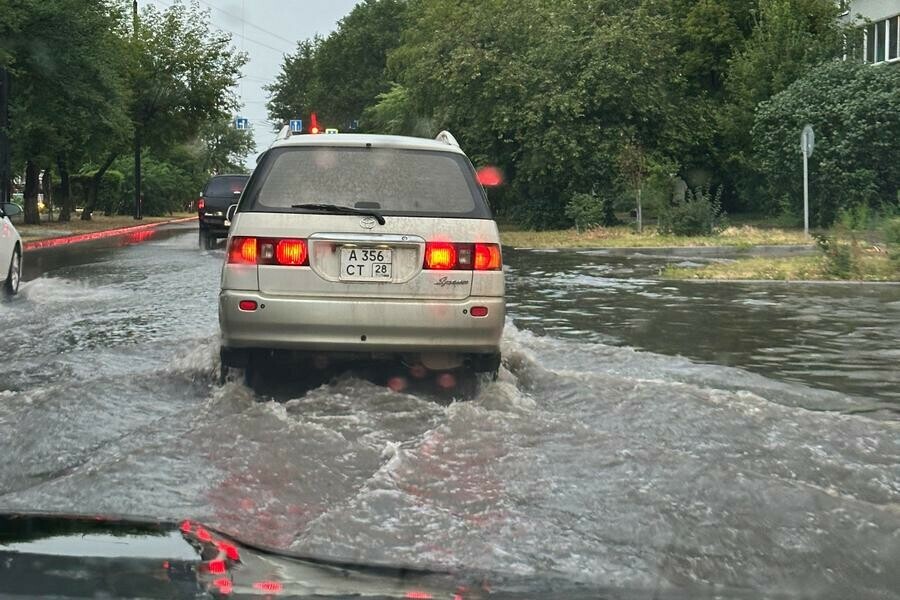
[219,291,504,353]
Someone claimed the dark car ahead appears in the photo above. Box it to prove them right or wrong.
[198,174,249,248]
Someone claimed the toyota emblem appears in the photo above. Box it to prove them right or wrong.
[359,217,377,229]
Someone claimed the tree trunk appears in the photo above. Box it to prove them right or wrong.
[41,168,52,220]
[23,160,40,225]
[81,152,117,221]
[57,156,72,222]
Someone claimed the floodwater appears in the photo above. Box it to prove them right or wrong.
[0,229,897,599]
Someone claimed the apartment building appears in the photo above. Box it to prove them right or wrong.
[841,0,900,64]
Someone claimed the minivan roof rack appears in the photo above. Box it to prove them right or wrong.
[435,131,459,147]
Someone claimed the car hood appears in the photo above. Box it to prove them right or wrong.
[0,511,775,599]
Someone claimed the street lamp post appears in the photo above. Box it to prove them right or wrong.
[133,0,142,220]
[0,66,10,205]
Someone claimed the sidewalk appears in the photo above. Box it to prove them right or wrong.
[21,214,197,250]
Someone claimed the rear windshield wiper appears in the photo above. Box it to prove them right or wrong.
[291,203,385,225]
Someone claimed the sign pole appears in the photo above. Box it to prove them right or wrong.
[803,146,809,237]
[800,124,814,238]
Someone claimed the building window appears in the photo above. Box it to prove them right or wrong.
[891,16,900,61]
[864,15,900,64]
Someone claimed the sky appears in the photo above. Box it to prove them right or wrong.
[146,0,360,165]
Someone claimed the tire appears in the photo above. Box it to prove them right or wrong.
[4,247,21,297]
[199,227,217,250]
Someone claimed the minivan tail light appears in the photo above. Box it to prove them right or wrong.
[228,237,257,264]
[228,237,309,266]
[424,242,457,270]
[275,239,308,266]
[474,243,502,270]
[198,198,205,211]
[423,242,502,271]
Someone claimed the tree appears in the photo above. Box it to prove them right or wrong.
[753,60,900,226]
[388,0,702,228]
[266,0,407,131]
[722,0,847,210]
[191,117,256,175]
[2,0,130,223]
[81,0,247,220]
[266,39,321,128]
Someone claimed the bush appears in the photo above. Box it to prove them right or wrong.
[884,218,900,265]
[753,61,900,226]
[565,191,621,231]
[114,154,200,216]
[658,185,726,236]
[70,170,125,214]
[814,233,860,279]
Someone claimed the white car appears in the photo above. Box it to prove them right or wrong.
[0,202,23,297]
[219,130,505,387]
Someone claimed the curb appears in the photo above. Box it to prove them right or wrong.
[23,216,198,251]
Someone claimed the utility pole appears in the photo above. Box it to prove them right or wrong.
[133,0,143,220]
[0,66,10,205]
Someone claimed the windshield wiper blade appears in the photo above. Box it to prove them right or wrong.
[291,203,385,225]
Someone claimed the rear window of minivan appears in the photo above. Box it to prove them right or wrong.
[245,147,489,218]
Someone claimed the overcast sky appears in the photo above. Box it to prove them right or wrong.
[147,0,360,165]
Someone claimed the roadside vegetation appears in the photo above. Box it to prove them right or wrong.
[2,1,253,221]
[663,213,900,281]
[500,224,810,249]
[267,0,898,235]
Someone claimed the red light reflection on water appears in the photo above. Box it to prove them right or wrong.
[253,580,283,594]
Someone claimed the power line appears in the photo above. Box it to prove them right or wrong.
[193,0,297,46]
[147,0,293,55]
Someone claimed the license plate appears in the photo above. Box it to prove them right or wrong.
[340,247,392,281]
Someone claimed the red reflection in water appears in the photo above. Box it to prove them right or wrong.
[208,559,227,574]
[213,578,233,595]
[405,592,433,599]
[217,541,241,561]
[388,376,408,392]
[253,581,283,593]
[437,373,457,389]
[196,527,212,542]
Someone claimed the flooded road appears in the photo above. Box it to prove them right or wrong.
[1,229,898,599]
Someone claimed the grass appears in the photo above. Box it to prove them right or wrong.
[663,251,898,282]
[499,224,811,249]
[18,212,194,242]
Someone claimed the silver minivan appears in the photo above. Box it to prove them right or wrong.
[219,130,505,387]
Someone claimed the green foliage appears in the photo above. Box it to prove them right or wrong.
[884,218,900,265]
[114,154,196,216]
[70,169,125,214]
[385,0,704,229]
[189,118,256,175]
[565,192,620,232]
[814,233,860,279]
[132,2,247,151]
[720,0,848,210]
[753,61,900,226]
[267,0,407,130]
[659,185,727,236]
[4,0,130,172]
[363,84,434,137]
